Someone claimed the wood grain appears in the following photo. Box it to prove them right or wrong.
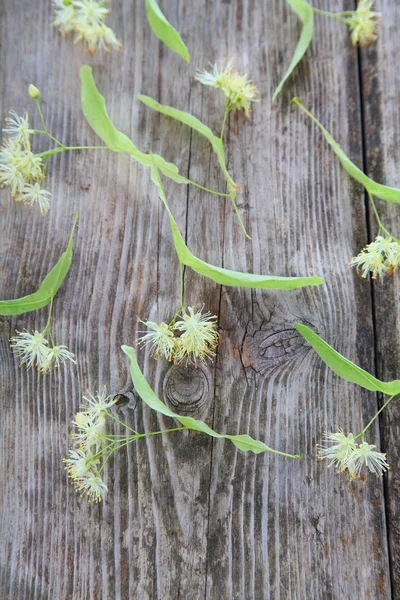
[360,1,400,597]
[0,0,395,598]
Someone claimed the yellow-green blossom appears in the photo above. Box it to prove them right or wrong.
[196,60,259,116]
[317,430,356,470]
[38,344,76,373]
[52,0,121,52]
[173,307,219,365]
[345,442,389,478]
[137,320,177,360]
[347,0,380,47]
[10,330,50,369]
[318,430,389,478]
[348,236,400,278]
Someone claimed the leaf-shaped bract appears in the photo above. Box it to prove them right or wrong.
[139,94,238,194]
[295,323,400,395]
[0,212,78,316]
[273,0,314,102]
[151,161,324,289]
[122,345,300,457]
[145,0,190,62]
[293,98,400,203]
[139,94,253,238]
[80,65,188,185]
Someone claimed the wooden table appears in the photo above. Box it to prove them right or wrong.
[1,0,399,598]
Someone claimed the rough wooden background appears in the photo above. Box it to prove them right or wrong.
[0,0,398,598]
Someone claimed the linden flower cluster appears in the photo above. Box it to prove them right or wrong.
[348,236,400,279]
[318,430,389,479]
[52,0,122,52]
[10,329,76,373]
[196,60,259,117]
[65,390,116,502]
[0,111,50,214]
[138,307,219,365]
[346,0,380,47]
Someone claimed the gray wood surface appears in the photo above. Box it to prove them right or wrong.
[0,0,397,598]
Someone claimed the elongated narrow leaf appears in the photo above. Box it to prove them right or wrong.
[295,323,400,395]
[293,98,400,203]
[140,94,250,238]
[0,212,78,316]
[80,66,187,185]
[145,0,190,62]
[273,0,314,101]
[139,94,238,194]
[122,345,299,457]
[151,162,324,289]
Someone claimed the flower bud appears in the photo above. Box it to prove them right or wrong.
[28,84,40,99]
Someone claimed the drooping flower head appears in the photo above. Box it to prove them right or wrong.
[10,330,50,369]
[196,60,259,116]
[10,329,76,373]
[3,110,33,145]
[137,307,219,365]
[38,344,76,373]
[346,0,380,47]
[137,320,176,360]
[52,0,122,52]
[317,430,356,470]
[345,441,389,478]
[173,307,219,365]
[0,110,50,213]
[65,389,113,502]
[348,236,400,279]
[318,430,389,478]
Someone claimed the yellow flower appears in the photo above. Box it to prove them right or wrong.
[348,236,400,279]
[196,60,259,116]
[347,0,380,47]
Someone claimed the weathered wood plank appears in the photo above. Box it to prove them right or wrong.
[360,0,400,596]
[0,0,394,598]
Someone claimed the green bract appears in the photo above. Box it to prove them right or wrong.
[139,94,238,195]
[80,65,188,185]
[273,0,314,101]
[145,0,190,62]
[0,212,78,316]
[293,98,400,203]
[139,94,253,237]
[295,323,400,395]
[122,345,300,457]
[151,161,324,290]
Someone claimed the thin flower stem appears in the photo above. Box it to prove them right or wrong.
[368,191,400,242]
[229,194,252,240]
[35,98,48,133]
[32,129,66,149]
[103,409,139,435]
[179,261,184,312]
[220,106,230,141]
[311,7,350,23]
[36,145,109,158]
[96,426,189,473]
[186,178,231,197]
[354,395,397,441]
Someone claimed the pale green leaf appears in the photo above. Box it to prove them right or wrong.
[295,323,400,395]
[273,0,314,101]
[122,345,300,457]
[145,0,190,62]
[151,162,324,289]
[0,212,78,316]
[293,98,400,203]
[80,65,187,185]
[139,94,239,194]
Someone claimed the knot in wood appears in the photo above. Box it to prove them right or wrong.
[163,365,211,418]
[242,323,310,374]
